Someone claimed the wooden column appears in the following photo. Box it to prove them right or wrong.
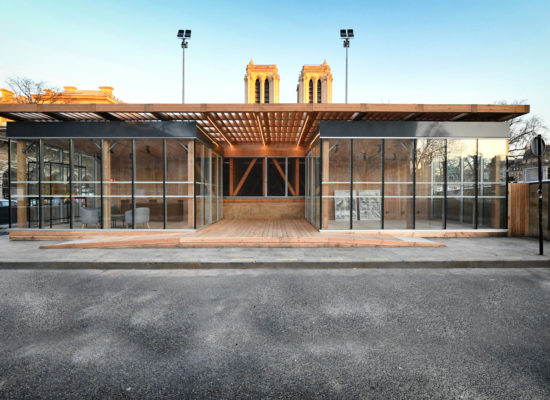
[229,158,234,196]
[102,140,112,228]
[187,141,195,228]
[16,141,27,227]
[262,157,267,196]
[322,140,330,229]
[295,158,300,196]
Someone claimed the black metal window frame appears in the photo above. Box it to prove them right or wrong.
[316,136,505,231]
[8,136,221,230]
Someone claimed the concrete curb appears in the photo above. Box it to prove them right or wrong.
[0,259,549,269]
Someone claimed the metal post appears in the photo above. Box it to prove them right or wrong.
[538,135,543,255]
[131,139,136,229]
[412,139,416,229]
[381,139,385,230]
[163,139,167,229]
[69,139,74,229]
[38,139,43,229]
[474,140,479,229]
[100,140,104,229]
[350,140,353,229]
[7,139,11,229]
[345,45,349,104]
[443,140,448,230]
[182,42,185,103]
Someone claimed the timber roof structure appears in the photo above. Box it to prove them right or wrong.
[0,103,529,147]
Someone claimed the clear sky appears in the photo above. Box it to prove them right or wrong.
[1,0,548,127]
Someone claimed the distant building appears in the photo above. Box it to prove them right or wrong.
[244,61,280,104]
[297,61,333,103]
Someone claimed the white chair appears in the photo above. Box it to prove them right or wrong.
[125,207,150,228]
[80,207,99,228]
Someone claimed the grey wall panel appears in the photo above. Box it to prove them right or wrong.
[319,121,509,139]
[7,121,197,139]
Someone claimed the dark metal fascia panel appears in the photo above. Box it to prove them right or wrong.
[7,121,197,139]
[319,121,510,139]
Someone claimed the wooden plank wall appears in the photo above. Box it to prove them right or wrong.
[508,183,530,236]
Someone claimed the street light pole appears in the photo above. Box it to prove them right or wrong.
[340,29,354,104]
[345,41,349,104]
[177,29,192,104]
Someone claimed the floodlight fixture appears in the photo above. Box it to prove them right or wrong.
[177,28,192,103]
[339,28,355,103]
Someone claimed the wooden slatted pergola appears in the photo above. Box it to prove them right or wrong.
[0,103,529,150]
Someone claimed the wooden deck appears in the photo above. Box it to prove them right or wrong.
[19,218,453,249]
[7,218,508,249]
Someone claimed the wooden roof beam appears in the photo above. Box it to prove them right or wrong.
[254,113,267,145]
[204,113,232,146]
[0,112,27,121]
[450,112,469,121]
[44,112,74,121]
[402,113,417,121]
[96,112,124,121]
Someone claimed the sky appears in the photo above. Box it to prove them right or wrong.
[1,0,549,128]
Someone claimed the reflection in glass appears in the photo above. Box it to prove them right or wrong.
[384,139,414,229]
[73,139,101,229]
[323,139,352,229]
[447,139,476,228]
[478,139,507,228]
[135,140,163,229]
[415,139,445,229]
[352,139,382,229]
[166,139,192,229]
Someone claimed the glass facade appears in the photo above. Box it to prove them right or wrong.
[305,137,508,231]
[7,137,221,230]
[305,141,321,228]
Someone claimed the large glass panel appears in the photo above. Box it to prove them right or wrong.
[227,158,263,197]
[73,140,101,229]
[104,139,132,229]
[415,139,445,229]
[166,139,192,229]
[447,139,476,229]
[478,139,507,229]
[135,140,163,229]
[12,140,39,228]
[267,157,286,196]
[41,140,71,228]
[322,139,352,229]
[384,139,414,229]
[314,143,321,229]
[352,139,382,229]
[195,142,205,228]
[287,157,305,197]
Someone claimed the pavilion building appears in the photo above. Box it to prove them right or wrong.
[0,67,528,234]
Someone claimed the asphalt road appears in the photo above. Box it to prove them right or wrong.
[0,268,549,399]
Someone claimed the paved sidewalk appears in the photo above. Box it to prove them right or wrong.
[0,235,549,268]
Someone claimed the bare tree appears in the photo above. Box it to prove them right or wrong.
[497,100,548,160]
[4,76,64,104]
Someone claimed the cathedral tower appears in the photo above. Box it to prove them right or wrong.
[297,60,333,103]
[244,60,280,104]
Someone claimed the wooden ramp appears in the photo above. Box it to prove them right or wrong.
[30,218,448,249]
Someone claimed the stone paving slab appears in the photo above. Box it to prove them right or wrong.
[0,235,549,269]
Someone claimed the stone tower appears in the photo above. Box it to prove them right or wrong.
[297,60,333,103]
[244,60,280,104]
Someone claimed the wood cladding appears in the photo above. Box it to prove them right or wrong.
[508,183,529,236]
[222,199,304,219]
